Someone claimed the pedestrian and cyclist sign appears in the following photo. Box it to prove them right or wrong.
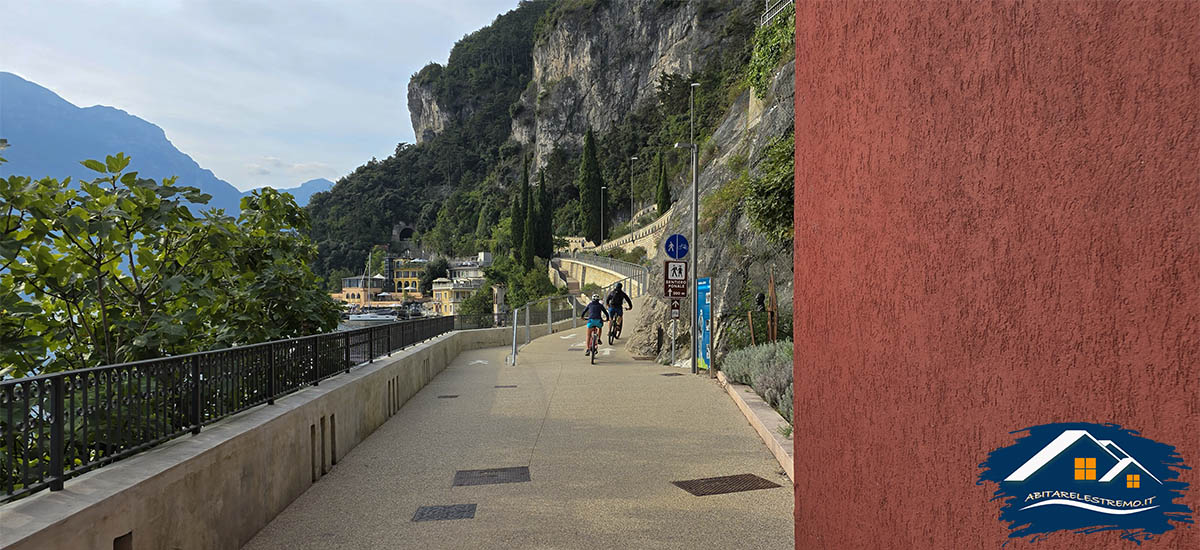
[664,260,688,298]
[665,234,689,259]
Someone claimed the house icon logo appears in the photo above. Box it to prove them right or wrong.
[978,422,1192,543]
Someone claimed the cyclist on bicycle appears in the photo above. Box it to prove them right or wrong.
[605,282,634,339]
[581,293,609,356]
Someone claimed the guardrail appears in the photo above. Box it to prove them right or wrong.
[0,316,457,503]
[761,0,794,26]
[566,251,652,281]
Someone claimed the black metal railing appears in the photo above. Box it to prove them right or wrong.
[0,315,456,503]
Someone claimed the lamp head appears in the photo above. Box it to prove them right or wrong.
[690,82,700,88]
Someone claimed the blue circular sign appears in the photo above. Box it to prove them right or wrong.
[665,234,689,259]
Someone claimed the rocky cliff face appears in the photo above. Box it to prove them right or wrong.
[628,59,796,365]
[511,1,747,169]
[407,79,451,145]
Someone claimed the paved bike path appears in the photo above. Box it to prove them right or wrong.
[244,298,794,549]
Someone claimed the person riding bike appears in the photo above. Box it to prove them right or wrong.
[581,293,609,356]
[605,282,634,340]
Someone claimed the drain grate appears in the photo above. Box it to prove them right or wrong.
[453,466,530,487]
[494,384,518,388]
[437,395,458,399]
[671,473,781,496]
[660,373,684,377]
[412,504,476,522]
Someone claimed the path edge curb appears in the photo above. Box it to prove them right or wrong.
[716,371,794,482]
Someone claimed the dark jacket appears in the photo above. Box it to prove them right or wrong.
[583,300,609,320]
[605,289,633,310]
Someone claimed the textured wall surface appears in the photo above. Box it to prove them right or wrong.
[792,2,1198,548]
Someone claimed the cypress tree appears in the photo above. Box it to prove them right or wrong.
[577,129,603,244]
[511,162,526,259]
[655,152,669,216]
[520,159,535,268]
[537,171,553,258]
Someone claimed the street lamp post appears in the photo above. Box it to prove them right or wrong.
[629,155,639,223]
[689,81,704,376]
[600,185,607,244]
[675,141,699,375]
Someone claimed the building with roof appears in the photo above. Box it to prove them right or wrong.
[430,277,486,316]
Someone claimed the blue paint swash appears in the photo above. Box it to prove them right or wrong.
[978,422,1192,544]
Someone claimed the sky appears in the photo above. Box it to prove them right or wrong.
[0,0,521,190]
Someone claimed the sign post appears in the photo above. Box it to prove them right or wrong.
[664,261,688,298]
[664,234,690,372]
[664,234,689,260]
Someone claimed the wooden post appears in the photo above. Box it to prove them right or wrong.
[748,311,757,346]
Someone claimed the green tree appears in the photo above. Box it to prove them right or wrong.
[457,287,494,326]
[537,171,554,258]
[511,169,526,264]
[327,267,353,292]
[655,152,670,215]
[577,128,603,243]
[212,188,344,346]
[367,245,387,275]
[419,257,450,295]
[0,154,340,378]
[519,159,535,268]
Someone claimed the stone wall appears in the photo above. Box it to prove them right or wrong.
[0,327,513,550]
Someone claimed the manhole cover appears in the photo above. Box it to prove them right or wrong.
[661,373,684,377]
[671,474,781,496]
[412,504,476,522]
[494,384,517,388]
[453,466,530,487]
[437,395,458,399]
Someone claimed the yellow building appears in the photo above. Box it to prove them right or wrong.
[431,277,485,316]
[330,275,389,306]
[391,258,425,298]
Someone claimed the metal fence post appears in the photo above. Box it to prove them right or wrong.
[191,355,202,434]
[314,338,323,385]
[671,319,676,366]
[511,309,519,365]
[267,342,276,405]
[524,305,530,344]
[49,375,64,491]
[387,323,393,356]
[344,331,351,372]
[547,299,553,335]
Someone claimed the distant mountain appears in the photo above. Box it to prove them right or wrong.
[247,178,333,206]
[0,72,244,211]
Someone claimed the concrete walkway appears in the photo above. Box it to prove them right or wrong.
[244,299,794,549]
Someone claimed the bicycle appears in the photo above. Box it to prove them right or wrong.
[589,327,601,364]
[608,314,622,345]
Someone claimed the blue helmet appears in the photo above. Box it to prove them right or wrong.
[615,282,622,290]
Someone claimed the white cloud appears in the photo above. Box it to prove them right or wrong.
[1,0,521,190]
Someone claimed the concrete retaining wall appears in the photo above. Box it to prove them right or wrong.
[0,327,513,550]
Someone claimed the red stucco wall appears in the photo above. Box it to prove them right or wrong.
[792,2,1198,548]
